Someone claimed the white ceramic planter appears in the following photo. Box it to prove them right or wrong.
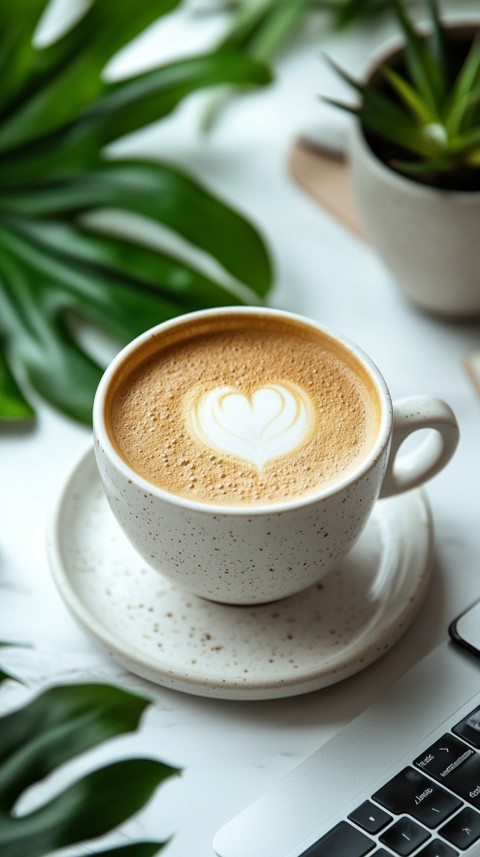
[350,124,480,317]
[348,26,480,318]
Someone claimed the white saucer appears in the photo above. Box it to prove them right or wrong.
[47,445,434,701]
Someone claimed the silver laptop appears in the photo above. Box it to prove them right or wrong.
[214,600,480,857]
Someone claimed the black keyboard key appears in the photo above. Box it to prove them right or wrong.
[372,851,393,856]
[379,817,430,855]
[299,820,375,856]
[416,841,458,856]
[414,734,475,782]
[453,706,480,749]
[440,807,480,850]
[349,801,393,834]
[373,767,461,828]
[442,753,480,808]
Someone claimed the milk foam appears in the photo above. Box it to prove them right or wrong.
[186,382,315,470]
[107,318,381,505]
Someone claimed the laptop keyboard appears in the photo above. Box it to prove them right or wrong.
[300,705,480,856]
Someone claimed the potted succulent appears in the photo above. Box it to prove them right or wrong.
[325,0,480,317]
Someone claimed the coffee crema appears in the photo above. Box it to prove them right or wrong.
[105,314,382,505]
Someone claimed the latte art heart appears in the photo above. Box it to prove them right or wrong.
[187,382,315,470]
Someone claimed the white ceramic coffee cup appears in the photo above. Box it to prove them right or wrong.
[93,308,459,605]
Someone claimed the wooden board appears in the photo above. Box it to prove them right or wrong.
[465,351,480,398]
[288,137,364,239]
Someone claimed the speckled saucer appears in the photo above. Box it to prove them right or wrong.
[47,444,434,700]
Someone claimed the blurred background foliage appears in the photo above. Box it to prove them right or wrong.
[0,0,452,425]
[0,0,272,424]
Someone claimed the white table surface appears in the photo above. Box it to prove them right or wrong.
[1,3,480,855]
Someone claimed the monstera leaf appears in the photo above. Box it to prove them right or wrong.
[0,644,18,685]
[0,640,31,685]
[0,0,272,424]
[0,681,178,857]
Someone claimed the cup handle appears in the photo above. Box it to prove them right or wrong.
[379,396,460,499]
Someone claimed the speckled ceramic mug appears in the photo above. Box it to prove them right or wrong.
[93,308,459,605]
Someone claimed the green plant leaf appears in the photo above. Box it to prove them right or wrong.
[360,107,443,157]
[389,0,444,115]
[382,65,434,123]
[0,237,106,423]
[213,0,395,42]
[0,683,179,857]
[0,669,16,685]
[450,125,480,153]
[0,642,27,648]
[0,683,151,799]
[323,88,438,159]
[0,0,273,424]
[323,56,427,128]
[391,156,455,173]
[444,36,480,134]
[202,0,310,130]
[10,217,244,313]
[0,639,30,685]
[243,0,312,62]
[322,0,393,29]
[219,0,280,52]
[0,50,272,177]
[0,156,271,424]
[11,188,262,286]
[467,146,480,166]
[0,350,34,420]
[326,3,480,186]
[0,0,182,149]
[425,0,448,81]
[0,759,174,857]
[445,89,480,141]
[0,159,272,295]
[202,0,398,129]
[200,1,419,128]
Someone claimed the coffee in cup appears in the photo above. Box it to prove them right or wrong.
[93,307,459,605]
[105,312,381,506]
